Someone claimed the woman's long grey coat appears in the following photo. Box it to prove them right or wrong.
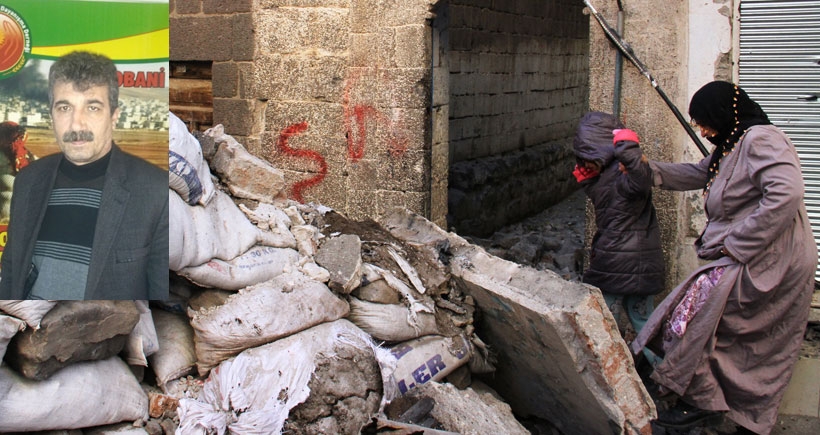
[632,124,817,434]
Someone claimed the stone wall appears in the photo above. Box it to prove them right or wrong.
[170,0,446,226]
[445,0,589,235]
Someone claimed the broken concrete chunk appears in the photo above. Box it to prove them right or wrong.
[385,381,529,435]
[209,132,286,203]
[239,202,298,248]
[379,208,656,435]
[298,259,331,283]
[5,301,140,380]
[314,233,363,294]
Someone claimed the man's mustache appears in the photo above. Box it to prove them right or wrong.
[62,130,94,142]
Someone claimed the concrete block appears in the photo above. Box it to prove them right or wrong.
[315,234,363,294]
[379,208,656,435]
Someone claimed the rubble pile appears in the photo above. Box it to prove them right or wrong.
[0,112,530,434]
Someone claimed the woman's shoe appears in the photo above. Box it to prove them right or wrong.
[654,401,724,429]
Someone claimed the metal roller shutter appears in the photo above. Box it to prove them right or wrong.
[739,0,820,282]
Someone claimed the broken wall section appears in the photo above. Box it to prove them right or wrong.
[381,208,656,434]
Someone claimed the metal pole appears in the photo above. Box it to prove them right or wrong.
[613,1,624,117]
[584,0,709,157]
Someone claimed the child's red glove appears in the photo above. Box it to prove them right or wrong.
[612,128,639,145]
[572,164,599,182]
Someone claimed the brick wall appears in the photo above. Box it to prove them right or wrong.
[445,0,589,235]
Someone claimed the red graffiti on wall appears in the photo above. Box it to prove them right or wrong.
[276,121,327,203]
[343,70,409,162]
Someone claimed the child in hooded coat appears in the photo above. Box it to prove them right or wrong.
[572,111,665,347]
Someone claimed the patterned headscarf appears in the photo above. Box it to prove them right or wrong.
[688,81,771,193]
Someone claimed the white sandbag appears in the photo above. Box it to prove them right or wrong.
[177,245,300,290]
[0,300,56,330]
[188,271,350,375]
[177,319,374,435]
[169,111,215,206]
[123,300,159,366]
[348,297,439,342]
[169,188,265,271]
[149,309,197,389]
[383,334,472,399]
[0,357,148,432]
[0,314,25,362]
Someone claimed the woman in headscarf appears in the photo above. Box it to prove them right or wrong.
[629,81,817,434]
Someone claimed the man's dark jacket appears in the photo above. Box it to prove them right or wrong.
[0,144,168,300]
[574,112,665,296]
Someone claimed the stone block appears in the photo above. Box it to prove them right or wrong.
[379,208,656,435]
[170,16,233,61]
[6,301,140,380]
[212,97,262,136]
[174,0,201,15]
[212,62,238,98]
[210,130,286,202]
[315,234,363,294]
[203,0,252,13]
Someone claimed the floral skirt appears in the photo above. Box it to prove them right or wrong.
[663,266,726,347]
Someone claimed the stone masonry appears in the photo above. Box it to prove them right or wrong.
[171,0,447,227]
[171,0,589,235]
[445,0,590,236]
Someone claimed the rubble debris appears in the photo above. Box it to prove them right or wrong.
[0,120,657,435]
[384,381,530,435]
[379,207,656,435]
[6,300,140,380]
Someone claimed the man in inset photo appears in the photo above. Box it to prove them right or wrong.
[0,51,168,300]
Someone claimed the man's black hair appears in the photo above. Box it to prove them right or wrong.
[48,51,119,114]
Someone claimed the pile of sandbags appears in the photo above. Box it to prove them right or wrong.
[0,113,523,434]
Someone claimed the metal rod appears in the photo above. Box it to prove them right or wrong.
[613,8,624,117]
[584,0,709,157]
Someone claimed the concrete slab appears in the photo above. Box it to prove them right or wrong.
[779,358,820,418]
[381,208,656,435]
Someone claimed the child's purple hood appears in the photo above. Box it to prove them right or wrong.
[573,111,624,168]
